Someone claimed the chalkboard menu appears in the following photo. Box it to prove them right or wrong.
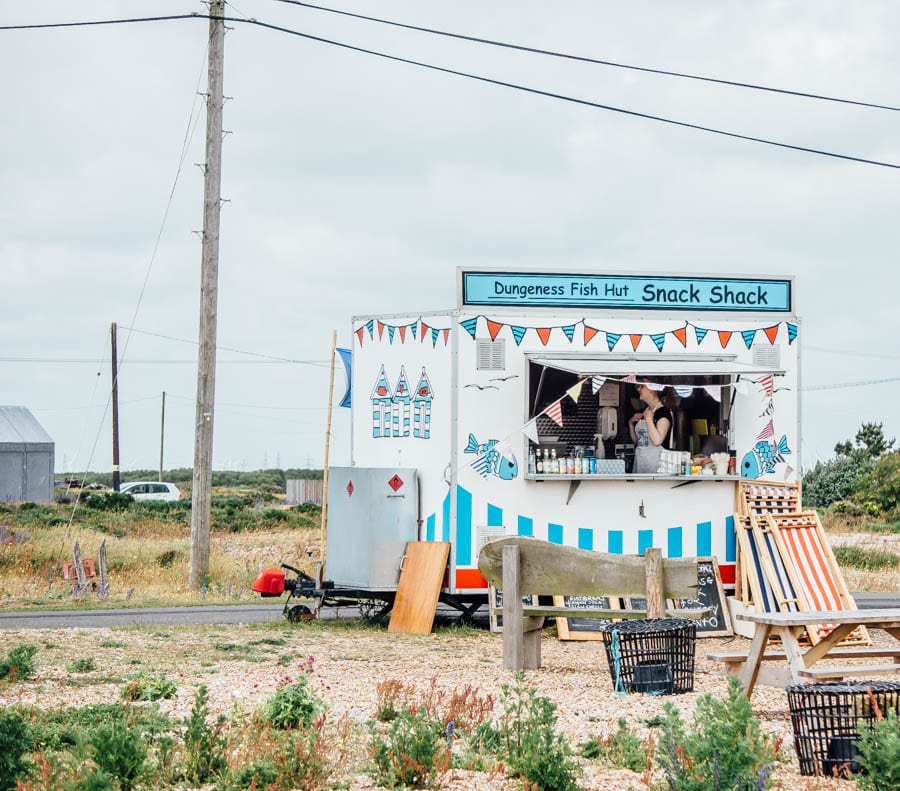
[554,595,623,641]
[488,585,536,633]
[671,558,732,637]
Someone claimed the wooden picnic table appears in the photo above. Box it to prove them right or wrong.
[726,608,900,696]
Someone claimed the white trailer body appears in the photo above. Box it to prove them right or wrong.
[348,269,799,594]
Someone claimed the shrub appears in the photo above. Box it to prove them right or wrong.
[90,720,148,791]
[654,675,777,790]
[579,718,651,773]
[66,657,96,673]
[833,545,899,572]
[85,492,133,511]
[182,684,227,785]
[0,707,32,791]
[803,455,873,508]
[854,452,900,515]
[121,672,177,701]
[1,643,37,681]
[856,708,900,791]
[368,707,448,789]
[492,671,580,791]
[259,672,324,730]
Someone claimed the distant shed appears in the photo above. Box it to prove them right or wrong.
[0,406,55,502]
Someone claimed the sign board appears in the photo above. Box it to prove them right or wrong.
[670,558,733,637]
[459,270,793,313]
[553,595,623,641]
[488,584,536,634]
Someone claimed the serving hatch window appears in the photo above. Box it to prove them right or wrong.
[525,354,782,465]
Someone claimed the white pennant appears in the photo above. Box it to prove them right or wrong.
[566,380,584,403]
[704,384,722,402]
[591,375,605,394]
[522,419,540,444]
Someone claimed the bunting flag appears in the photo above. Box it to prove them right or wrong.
[757,419,775,441]
[629,334,642,351]
[741,329,757,349]
[543,399,564,426]
[566,380,584,403]
[377,321,385,340]
[388,325,396,344]
[734,379,751,396]
[442,328,450,345]
[704,384,722,402]
[717,330,732,348]
[562,324,576,342]
[763,325,779,344]
[470,454,492,479]
[650,333,666,352]
[606,332,621,351]
[622,373,637,383]
[584,325,600,345]
[398,325,407,343]
[522,418,540,443]
[674,385,693,398]
[487,319,503,340]
[536,327,552,346]
[787,323,798,344]
[511,325,527,345]
[431,327,440,347]
[591,375,606,394]
[366,319,374,339]
[758,374,774,396]
[460,317,478,339]
[420,322,429,342]
[694,326,708,344]
[672,325,687,347]
[411,322,418,340]
[783,464,795,481]
[355,326,365,345]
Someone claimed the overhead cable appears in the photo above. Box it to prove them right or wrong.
[269,0,900,113]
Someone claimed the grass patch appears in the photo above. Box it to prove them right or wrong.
[833,545,900,572]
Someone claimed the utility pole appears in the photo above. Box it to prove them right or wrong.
[110,322,120,492]
[189,0,226,589]
[159,391,166,482]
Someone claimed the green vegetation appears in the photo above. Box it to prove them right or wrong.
[833,545,900,572]
[579,717,651,773]
[857,709,900,791]
[0,708,32,791]
[1,644,38,682]
[120,672,177,702]
[804,422,898,517]
[654,675,778,791]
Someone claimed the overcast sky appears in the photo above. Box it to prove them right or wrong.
[3,1,898,474]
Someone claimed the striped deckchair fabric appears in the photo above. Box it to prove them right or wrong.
[764,511,870,646]
[737,479,801,517]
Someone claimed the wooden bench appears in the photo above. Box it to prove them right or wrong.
[477,537,709,670]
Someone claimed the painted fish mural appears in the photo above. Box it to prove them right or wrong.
[741,435,791,478]
[465,433,518,480]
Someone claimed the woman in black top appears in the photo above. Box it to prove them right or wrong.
[629,379,673,473]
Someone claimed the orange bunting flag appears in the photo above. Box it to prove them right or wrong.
[376,321,385,339]
[717,330,732,348]
[629,334,642,351]
[420,322,428,342]
[355,326,365,345]
[536,327,552,346]
[398,326,407,343]
[763,325,779,344]
[544,399,564,426]
[487,320,503,340]
[584,325,600,345]
[442,328,450,345]
[672,326,687,347]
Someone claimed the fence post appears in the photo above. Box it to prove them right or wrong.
[644,547,664,619]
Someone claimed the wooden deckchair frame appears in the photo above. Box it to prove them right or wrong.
[764,511,870,646]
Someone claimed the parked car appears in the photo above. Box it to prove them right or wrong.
[119,481,182,502]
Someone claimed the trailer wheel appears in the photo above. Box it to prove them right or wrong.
[286,604,312,623]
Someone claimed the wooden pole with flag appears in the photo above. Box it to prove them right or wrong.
[319,330,337,583]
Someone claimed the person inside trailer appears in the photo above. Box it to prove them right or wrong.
[628,378,674,473]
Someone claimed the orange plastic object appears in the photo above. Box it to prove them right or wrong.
[252,568,285,596]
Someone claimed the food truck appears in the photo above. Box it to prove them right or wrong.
[331,268,798,600]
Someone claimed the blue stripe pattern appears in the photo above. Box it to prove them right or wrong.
[724,515,736,562]
[577,528,593,550]
[517,516,533,536]
[426,514,435,542]
[548,523,563,544]
[456,486,472,564]
[487,504,502,527]
[638,530,653,555]
[697,521,712,557]
[608,531,623,554]
[667,526,683,558]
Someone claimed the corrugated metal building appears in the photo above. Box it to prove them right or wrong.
[0,406,55,502]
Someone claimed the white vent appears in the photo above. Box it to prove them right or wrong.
[475,525,507,555]
[476,339,506,371]
[752,343,781,370]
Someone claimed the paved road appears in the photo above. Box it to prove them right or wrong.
[0,594,895,630]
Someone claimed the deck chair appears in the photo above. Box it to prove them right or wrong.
[764,511,870,646]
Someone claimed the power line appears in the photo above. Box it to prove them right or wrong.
[0,357,322,364]
[233,16,900,171]
[804,376,900,392]
[0,14,202,31]
[268,0,900,114]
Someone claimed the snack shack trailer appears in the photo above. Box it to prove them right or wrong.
[329,268,799,605]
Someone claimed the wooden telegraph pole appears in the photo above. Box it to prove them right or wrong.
[159,391,166,482]
[110,322,120,492]
[189,0,226,589]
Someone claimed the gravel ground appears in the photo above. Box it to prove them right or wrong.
[0,620,876,790]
